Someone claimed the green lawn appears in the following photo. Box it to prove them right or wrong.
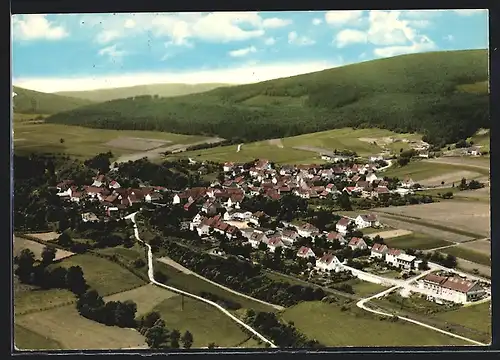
[383,233,453,250]
[97,244,146,262]
[153,260,276,313]
[14,323,63,350]
[13,115,206,160]
[15,288,76,315]
[154,295,251,348]
[434,302,491,338]
[382,161,471,181]
[441,246,491,266]
[55,254,146,296]
[281,301,467,346]
[343,279,388,297]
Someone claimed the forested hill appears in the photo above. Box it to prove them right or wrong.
[44,49,489,147]
[13,86,95,114]
[55,83,231,102]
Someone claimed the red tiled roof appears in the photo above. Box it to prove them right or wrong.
[297,246,312,256]
[371,243,388,253]
[337,218,351,227]
[349,237,365,246]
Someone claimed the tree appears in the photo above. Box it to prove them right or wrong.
[140,311,162,330]
[65,266,88,296]
[170,329,181,349]
[145,324,169,349]
[60,138,65,144]
[14,249,36,283]
[57,232,73,247]
[207,342,217,349]
[418,259,429,270]
[41,246,57,266]
[154,270,168,284]
[181,330,194,349]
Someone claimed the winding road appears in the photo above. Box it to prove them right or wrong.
[355,270,489,346]
[125,212,277,348]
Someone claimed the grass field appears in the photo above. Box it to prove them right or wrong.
[440,246,491,266]
[15,305,147,350]
[97,244,146,262]
[104,284,177,316]
[342,279,388,297]
[14,236,74,262]
[434,302,491,339]
[383,233,453,250]
[281,301,467,346]
[382,161,486,181]
[54,254,146,296]
[13,114,206,160]
[153,295,251,348]
[15,288,76,315]
[153,260,275,313]
[467,129,490,152]
[14,324,63,350]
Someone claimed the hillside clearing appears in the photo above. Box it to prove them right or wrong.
[382,161,487,182]
[54,254,146,296]
[154,295,250,348]
[15,305,147,350]
[281,301,467,346]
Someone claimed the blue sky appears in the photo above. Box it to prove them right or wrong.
[12,10,488,92]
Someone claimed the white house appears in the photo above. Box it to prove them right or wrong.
[316,253,344,272]
[395,253,417,270]
[419,273,485,304]
[355,214,379,229]
[336,217,352,235]
[385,248,403,267]
[370,155,384,162]
[223,162,235,172]
[365,172,379,183]
[248,232,268,248]
[401,177,415,189]
[327,231,346,245]
[297,223,319,238]
[348,237,368,251]
[172,194,181,204]
[109,180,121,189]
[296,246,315,258]
[267,237,285,253]
[249,211,266,226]
[370,243,389,259]
[281,229,299,245]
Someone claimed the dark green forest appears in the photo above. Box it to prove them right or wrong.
[44,50,489,147]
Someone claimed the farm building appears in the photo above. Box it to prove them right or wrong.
[418,273,486,304]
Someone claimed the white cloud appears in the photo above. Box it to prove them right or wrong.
[124,19,136,29]
[262,18,292,28]
[454,9,487,16]
[312,18,323,26]
[229,46,257,57]
[12,14,68,41]
[264,37,276,45]
[400,10,444,19]
[96,29,121,44]
[444,34,454,41]
[335,29,367,47]
[288,31,315,46]
[98,44,127,62]
[373,35,436,57]
[325,10,365,26]
[13,60,342,92]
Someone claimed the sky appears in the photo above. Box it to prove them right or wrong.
[11,9,489,93]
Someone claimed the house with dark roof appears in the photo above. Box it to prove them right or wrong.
[336,217,352,235]
[419,273,485,304]
[348,237,368,251]
[370,243,389,259]
[355,214,379,229]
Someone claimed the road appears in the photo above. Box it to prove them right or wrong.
[125,212,277,348]
[355,270,488,346]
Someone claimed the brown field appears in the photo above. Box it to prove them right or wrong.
[105,137,172,151]
[374,202,490,238]
[27,232,60,241]
[454,187,490,200]
[367,229,413,239]
[14,237,74,261]
[425,157,490,170]
[419,170,482,187]
[15,305,147,350]
[455,258,491,278]
[104,284,177,316]
[459,239,491,255]
[373,214,472,243]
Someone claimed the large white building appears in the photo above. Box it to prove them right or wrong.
[316,253,344,273]
[419,273,485,304]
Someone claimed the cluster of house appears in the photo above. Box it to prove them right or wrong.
[370,243,421,270]
[418,273,486,304]
[55,175,166,218]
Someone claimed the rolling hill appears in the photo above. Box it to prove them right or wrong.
[13,86,95,114]
[44,49,489,147]
[55,83,231,102]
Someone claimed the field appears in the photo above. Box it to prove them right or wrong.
[458,239,491,255]
[366,229,412,239]
[15,288,76,315]
[281,301,467,346]
[467,129,490,152]
[104,284,178,316]
[26,232,59,242]
[54,254,146,295]
[434,302,491,339]
[13,114,208,160]
[440,246,491,267]
[15,305,147,350]
[14,324,62,350]
[382,161,486,184]
[154,295,252,348]
[382,233,453,250]
[104,137,172,151]
[343,279,388,297]
[374,202,490,238]
[14,236,75,262]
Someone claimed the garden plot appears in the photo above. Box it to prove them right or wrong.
[104,137,172,151]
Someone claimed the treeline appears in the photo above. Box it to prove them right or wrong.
[44,51,489,147]
[153,238,326,307]
[185,138,242,151]
[245,310,324,348]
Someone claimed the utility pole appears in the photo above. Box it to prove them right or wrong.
[181,294,184,311]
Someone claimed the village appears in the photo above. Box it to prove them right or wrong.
[52,156,490,308]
